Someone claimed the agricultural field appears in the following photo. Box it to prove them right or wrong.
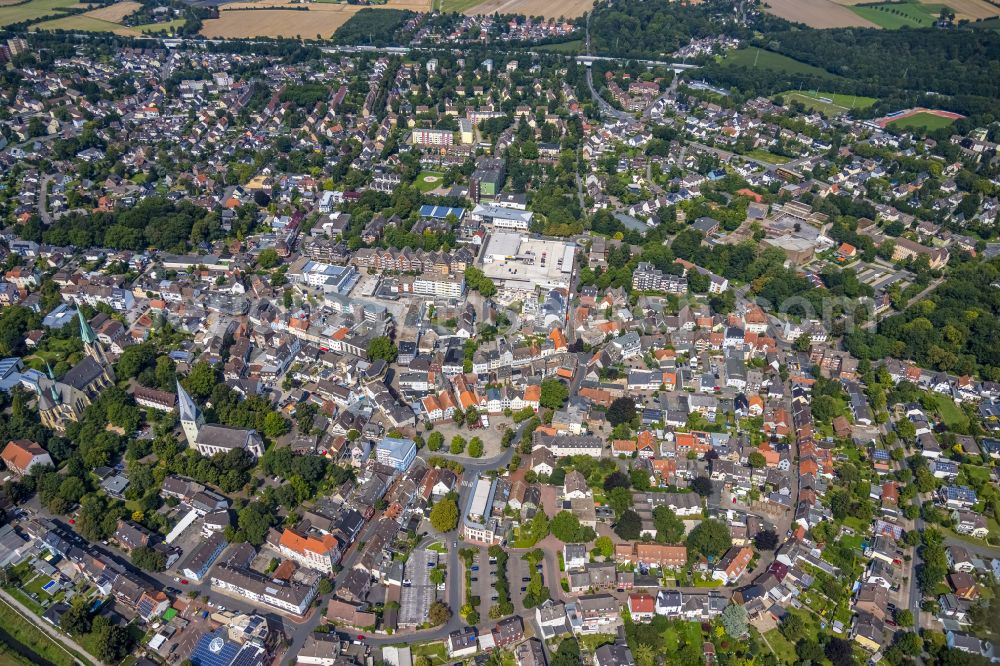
[462,0,592,18]
[33,13,140,34]
[888,110,959,131]
[200,0,427,38]
[847,0,947,28]
[779,90,878,115]
[721,48,841,80]
[200,7,356,38]
[83,0,138,21]
[761,0,877,27]
[32,0,180,34]
[0,0,87,27]
[438,0,483,12]
[834,0,999,20]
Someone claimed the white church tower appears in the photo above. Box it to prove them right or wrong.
[176,380,204,446]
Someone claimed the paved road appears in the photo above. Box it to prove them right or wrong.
[585,64,633,123]
[38,173,53,224]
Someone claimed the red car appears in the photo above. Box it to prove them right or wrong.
[356,635,365,641]
[180,579,189,585]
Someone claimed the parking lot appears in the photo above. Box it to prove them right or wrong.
[399,549,438,627]
[473,548,496,611]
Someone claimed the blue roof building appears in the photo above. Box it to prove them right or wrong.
[374,437,417,472]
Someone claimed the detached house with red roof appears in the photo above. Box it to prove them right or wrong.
[1,439,52,476]
[277,528,340,574]
[712,546,753,584]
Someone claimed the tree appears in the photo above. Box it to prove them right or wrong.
[594,536,614,558]
[428,601,450,626]
[603,471,631,491]
[895,608,914,627]
[429,499,459,532]
[720,603,748,638]
[427,431,443,451]
[633,644,655,666]
[318,578,334,595]
[257,248,279,269]
[367,336,398,362]
[754,529,779,551]
[824,638,854,666]
[468,437,484,458]
[687,519,732,560]
[795,639,824,664]
[237,502,274,545]
[539,378,569,410]
[450,436,466,455]
[552,639,581,666]
[429,567,446,586]
[131,546,167,572]
[521,509,549,546]
[652,505,685,543]
[607,486,633,518]
[690,476,713,497]
[747,451,766,468]
[780,612,806,642]
[95,623,132,663]
[184,361,217,400]
[614,509,642,540]
[551,510,593,542]
[60,601,91,635]
[608,397,636,426]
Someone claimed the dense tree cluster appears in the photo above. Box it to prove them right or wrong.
[847,258,1000,379]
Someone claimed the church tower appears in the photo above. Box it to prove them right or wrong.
[176,380,204,446]
[78,310,113,377]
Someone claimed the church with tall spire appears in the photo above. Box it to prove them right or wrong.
[36,310,116,432]
[175,379,264,459]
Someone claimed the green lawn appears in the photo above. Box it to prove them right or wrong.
[0,596,85,666]
[134,18,185,33]
[437,0,483,12]
[720,48,840,80]
[22,574,53,597]
[849,1,945,28]
[888,111,957,131]
[413,171,445,193]
[0,0,83,27]
[763,629,797,663]
[929,392,969,429]
[744,149,789,165]
[536,39,583,54]
[31,14,131,33]
[410,641,448,665]
[779,90,877,115]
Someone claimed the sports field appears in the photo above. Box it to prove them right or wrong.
[888,110,960,131]
[0,0,87,27]
[779,90,877,115]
